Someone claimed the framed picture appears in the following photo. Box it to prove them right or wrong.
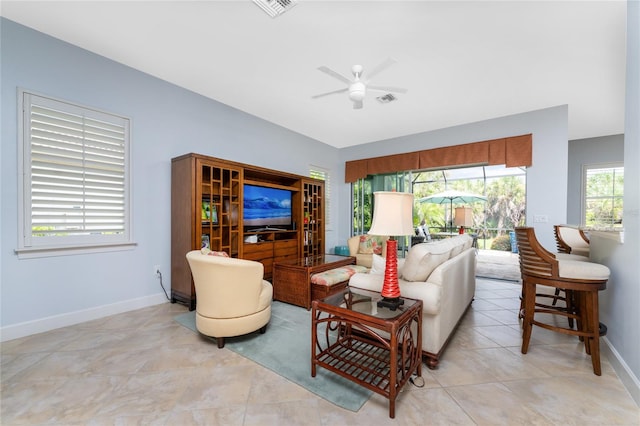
[202,202,219,225]
[201,234,210,249]
[211,205,218,224]
[201,201,211,221]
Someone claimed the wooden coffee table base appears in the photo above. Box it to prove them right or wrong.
[311,288,423,418]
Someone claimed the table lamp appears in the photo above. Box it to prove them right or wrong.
[454,207,473,234]
[368,191,415,310]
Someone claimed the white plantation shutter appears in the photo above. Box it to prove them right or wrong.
[19,91,131,252]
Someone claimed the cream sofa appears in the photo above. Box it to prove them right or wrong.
[349,234,476,369]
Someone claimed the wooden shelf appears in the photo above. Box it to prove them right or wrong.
[171,153,325,309]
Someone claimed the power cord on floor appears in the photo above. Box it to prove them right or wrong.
[157,270,171,301]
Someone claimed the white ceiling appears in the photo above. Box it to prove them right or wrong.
[1,1,628,148]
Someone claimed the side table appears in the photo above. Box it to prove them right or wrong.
[311,287,423,418]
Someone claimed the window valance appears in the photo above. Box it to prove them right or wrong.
[344,134,532,183]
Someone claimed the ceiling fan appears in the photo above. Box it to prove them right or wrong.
[312,58,408,109]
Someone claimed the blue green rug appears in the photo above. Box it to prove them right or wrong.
[174,301,372,412]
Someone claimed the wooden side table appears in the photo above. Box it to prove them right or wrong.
[273,255,355,309]
[311,287,423,418]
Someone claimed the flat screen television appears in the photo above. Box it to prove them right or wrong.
[243,184,292,230]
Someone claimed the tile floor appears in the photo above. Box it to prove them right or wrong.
[2,278,639,425]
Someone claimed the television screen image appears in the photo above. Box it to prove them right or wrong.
[243,184,292,228]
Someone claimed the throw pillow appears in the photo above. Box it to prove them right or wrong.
[401,244,451,282]
[358,235,385,255]
[370,254,386,275]
[200,248,229,257]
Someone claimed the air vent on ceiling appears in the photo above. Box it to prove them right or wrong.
[253,0,298,18]
[376,93,398,104]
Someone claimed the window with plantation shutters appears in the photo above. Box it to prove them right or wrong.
[18,91,132,256]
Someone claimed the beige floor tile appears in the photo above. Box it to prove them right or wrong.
[2,279,638,425]
[458,309,503,327]
[479,308,521,326]
[447,326,503,351]
[446,382,556,425]
[474,324,527,347]
[505,342,613,377]
[502,375,640,424]
[394,387,476,425]
[428,348,501,387]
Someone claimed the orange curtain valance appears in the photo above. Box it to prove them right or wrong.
[344,134,532,183]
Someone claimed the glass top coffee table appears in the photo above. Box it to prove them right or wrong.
[311,287,423,419]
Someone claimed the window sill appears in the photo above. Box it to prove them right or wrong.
[15,242,137,259]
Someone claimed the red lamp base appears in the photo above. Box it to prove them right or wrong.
[378,238,404,311]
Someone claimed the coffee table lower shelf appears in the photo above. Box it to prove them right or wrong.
[315,334,400,395]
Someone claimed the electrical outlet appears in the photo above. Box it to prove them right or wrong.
[153,265,161,276]
[533,215,549,223]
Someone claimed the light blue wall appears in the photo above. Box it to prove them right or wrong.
[567,135,624,225]
[611,0,640,401]
[0,18,341,330]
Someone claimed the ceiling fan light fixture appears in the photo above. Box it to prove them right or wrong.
[349,81,366,102]
[252,0,297,18]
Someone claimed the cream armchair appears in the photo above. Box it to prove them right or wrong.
[186,250,273,348]
[347,235,388,268]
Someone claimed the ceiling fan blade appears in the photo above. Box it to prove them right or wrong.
[353,100,363,110]
[317,66,351,85]
[311,88,348,99]
[364,57,397,81]
[367,85,408,94]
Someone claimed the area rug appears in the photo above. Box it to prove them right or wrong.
[174,301,372,412]
[476,250,521,282]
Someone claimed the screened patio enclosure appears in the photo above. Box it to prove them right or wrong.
[351,165,527,251]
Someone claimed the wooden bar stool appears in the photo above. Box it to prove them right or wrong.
[514,227,610,376]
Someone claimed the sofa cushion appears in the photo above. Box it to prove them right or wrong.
[370,254,405,276]
[401,244,451,282]
[311,265,369,286]
[358,235,385,255]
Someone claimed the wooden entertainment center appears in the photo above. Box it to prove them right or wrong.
[170,153,325,310]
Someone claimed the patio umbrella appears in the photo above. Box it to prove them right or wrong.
[417,190,487,233]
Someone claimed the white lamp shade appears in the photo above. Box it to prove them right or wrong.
[368,192,415,236]
[454,207,473,227]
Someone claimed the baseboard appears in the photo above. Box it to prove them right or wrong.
[0,293,169,342]
[602,336,640,407]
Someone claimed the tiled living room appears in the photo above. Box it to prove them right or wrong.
[2,277,639,424]
[2,2,639,425]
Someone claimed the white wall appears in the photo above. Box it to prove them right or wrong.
[338,106,570,252]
